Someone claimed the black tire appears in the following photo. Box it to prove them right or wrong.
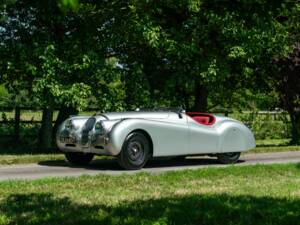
[217,152,240,164]
[65,152,94,166]
[117,132,151,170]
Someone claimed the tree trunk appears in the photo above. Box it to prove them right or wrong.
[52,105,78,142]
[289,110,300,144]
[38,100,54,150]
[297,113,300,144]
[14,107,20,142]
[193,82,208,112]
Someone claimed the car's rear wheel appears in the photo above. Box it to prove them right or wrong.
[217,152,240,164]
[65,152,94,166]
[117,132,150,170]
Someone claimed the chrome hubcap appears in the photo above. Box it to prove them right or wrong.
[128,141,143,161]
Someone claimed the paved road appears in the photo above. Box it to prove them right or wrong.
[1,151,300,181]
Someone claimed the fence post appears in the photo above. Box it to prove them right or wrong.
[14,107,20,141]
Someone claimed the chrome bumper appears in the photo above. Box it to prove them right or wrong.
[56,130,113,155]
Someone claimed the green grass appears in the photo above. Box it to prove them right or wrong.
[0,154,65,165]
[0,163,299,225]
[250,138,300,154]
[256,138,291,146]
[249,145,300,154]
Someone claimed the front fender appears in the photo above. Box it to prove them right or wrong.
[107,119,152,155]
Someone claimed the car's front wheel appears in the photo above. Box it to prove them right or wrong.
[217,152,240,164]
[65,152,94,166]
[117,132,151,170]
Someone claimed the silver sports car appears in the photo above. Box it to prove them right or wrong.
[56,108,255,170]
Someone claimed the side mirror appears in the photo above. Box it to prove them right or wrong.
[178,109,185,119]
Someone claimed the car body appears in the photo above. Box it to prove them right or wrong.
[56,108,256,169]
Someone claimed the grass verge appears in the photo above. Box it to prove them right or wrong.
[0,154,65,165]
[0,163,299,225]
[250,138,300,154]
[248,145,300,154]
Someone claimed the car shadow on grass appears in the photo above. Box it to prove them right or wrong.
[38,157,245,171]
[0,193,299,225]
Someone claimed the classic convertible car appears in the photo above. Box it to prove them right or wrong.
[56,108,255,170]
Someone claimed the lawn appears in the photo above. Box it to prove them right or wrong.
[0,154,65,165]
[251,138,300,153]
[0,163,299,225]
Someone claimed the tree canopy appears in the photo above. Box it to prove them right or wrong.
[0,0,299,146]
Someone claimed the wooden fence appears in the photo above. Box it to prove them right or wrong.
[0,107,98,141]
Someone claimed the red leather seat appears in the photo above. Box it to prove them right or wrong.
[193,116,210,125]
[186,112,216,125]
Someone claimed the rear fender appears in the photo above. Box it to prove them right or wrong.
[217,121,256,152]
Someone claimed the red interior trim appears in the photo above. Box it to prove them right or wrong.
[186,112,216,125]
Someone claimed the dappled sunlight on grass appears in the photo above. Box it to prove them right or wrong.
[256,139,291,147]
[0,193,299,225]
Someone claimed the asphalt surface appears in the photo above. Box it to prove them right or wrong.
[0,151,300,181]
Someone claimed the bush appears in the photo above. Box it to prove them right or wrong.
[230,112,291,140]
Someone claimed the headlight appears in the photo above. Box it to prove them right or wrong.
[95,121,105,135]
[65,119,74,130]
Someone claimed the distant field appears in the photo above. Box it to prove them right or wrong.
[0,110,97,121]
[0,163,299,225]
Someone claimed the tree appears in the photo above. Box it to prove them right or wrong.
[0,0,125,148]
[1,0,299,149]
[272,44,300,144]
[262,3,300,144]
[117,0,294,112]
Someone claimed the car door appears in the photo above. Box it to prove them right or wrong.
[148,113,189,157]
[187,116,219,154]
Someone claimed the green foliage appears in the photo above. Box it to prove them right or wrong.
[0,85,8,106]
[1,0,298,111]
[0,0,300,148]
[0,1,125,111]
[230,112,291,139]
[120,0,297,110]
[32,45,92,110]
[58,0,78,11]
[209,88,280,111]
